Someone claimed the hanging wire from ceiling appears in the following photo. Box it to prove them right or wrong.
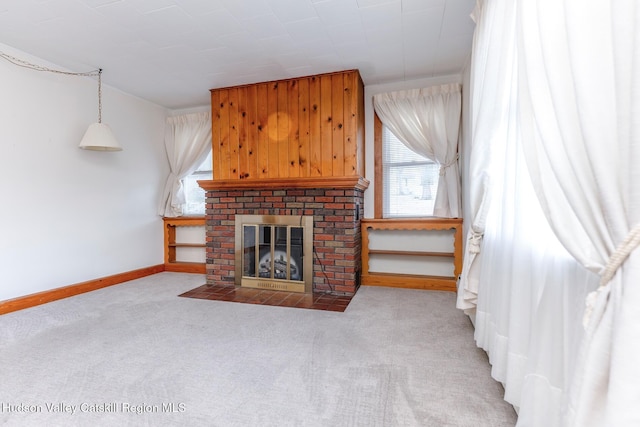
[0,50,99,77]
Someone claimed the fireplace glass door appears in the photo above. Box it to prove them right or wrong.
[242,224,304,281]
[236,215,312,293]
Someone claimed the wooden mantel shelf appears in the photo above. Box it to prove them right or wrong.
[198,176,370,191]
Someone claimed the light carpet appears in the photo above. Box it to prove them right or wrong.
[0,272,517,426]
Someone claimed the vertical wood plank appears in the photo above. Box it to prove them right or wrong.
[218,89,231,180]
[356,72,365,176]
[343,71,357,176]
[277,81,289,177]
[267,82,280,178]
[228,87,239,179]
[210,90,221,179]
[257,83,269,178]
[308,76,322,176]
[331,73,345,176]
[320,74,333,176]
[246,84,259,180]
[288,79,300,177]
[237,87,249,179]
[297,78,310,177]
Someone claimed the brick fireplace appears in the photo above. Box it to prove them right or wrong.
[202,181,366,294]
[199,70,367,295]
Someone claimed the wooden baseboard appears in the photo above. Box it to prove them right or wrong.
[0,264,165,316]
[164,262,206,274]
[361,273,457,292]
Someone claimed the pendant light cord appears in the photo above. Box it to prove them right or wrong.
[0,51,99,77]
[98,68,103,123]
[1,50,104,124]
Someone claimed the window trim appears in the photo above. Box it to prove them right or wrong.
[374,113,383,218]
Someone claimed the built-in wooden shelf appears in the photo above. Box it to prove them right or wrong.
[361,218,463,292]
[163,216,206,274]
[367,250,455,258]
[168,243,206,248]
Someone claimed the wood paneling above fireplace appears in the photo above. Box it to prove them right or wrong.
[205,69,365,185]
[201,70,367,295]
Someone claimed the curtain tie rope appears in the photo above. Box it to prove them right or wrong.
[439,154,459,176]
[468,229,484,254]
[599,224,640,286]
[583,223,640,328]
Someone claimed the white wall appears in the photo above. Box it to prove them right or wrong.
[0,43,169,301]
[363,74,463,219]
[169,105,209,116]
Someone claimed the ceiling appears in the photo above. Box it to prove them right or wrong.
[0,0,476,110]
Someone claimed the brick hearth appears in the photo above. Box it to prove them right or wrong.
[205,187,364,295]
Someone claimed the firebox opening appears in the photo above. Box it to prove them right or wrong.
[235,215,313,293]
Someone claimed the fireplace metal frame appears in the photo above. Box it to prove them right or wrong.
[235,214,313,293]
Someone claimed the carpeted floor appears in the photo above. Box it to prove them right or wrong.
[0,272,517,426]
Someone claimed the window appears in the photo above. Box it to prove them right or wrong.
[375,114,440,218]
[182,150,212,215]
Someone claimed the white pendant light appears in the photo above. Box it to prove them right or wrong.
[79,68,122,151]
[79,122,121,151]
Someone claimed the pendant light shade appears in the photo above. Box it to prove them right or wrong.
[78,68,122,151]
[79,122,122,151]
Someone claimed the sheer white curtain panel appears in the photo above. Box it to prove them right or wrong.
[373,84,462,217]
[459,0,604,425]
[472,101,598,425]
[516,0,640,425]
[159,112,212,217]
[457,0,515,312]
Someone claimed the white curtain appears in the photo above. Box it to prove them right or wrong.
[516,1,640,425]
[457,0,516,312]
[373,84,462,217]
[472,105,598,425]
[460,0,639,425]
[159,112,212,217]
